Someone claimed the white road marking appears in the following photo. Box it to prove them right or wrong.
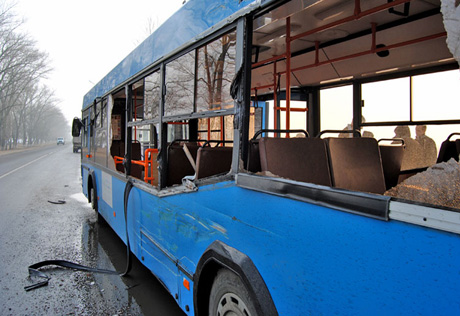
[0,151,55,180]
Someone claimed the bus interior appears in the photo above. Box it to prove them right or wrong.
[246,0,460,211]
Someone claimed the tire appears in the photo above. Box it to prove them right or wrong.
[209,269,258,316]
[90,185,105,223]
[90,186,97,212]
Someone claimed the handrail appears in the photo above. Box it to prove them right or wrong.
[114,148,159,185]
[114,156,124,166]
[447,133,460,141]
[378,138,405,146]
[201,139,234,147]
[316,129,361,138]
[251,129,309,140]
[168,139,195,147]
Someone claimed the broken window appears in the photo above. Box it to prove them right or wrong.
[132,80,144,122]
[196,31,236,112]
[165,51,195,117]
[144,71,161,121]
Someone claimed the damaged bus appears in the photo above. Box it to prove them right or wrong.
[73,0,460,315]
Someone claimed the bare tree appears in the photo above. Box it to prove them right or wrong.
[0,1,65,150]
[24,85,63,144]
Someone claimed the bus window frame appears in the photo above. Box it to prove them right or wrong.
[118,21,243,191]
[356,63,460,129]
[308,63,460,134]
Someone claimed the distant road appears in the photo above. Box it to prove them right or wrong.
[0,144,185,315]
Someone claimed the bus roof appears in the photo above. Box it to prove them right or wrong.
[82,0,271,109]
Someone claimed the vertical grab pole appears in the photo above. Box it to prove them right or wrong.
[134,88,137,141]
[125,85,133,176]
[273,61,277,137]
[220,116,224,146]
[286,17,291,136]
[371,22,377,52]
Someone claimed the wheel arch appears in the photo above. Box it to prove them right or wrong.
[193,240,278,316]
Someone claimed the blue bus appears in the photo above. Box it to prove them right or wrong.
[73,0,460,315]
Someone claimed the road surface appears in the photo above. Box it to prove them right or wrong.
[0,144,185,315]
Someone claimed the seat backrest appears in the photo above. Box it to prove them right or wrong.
[110,141,125,172]
[437,139,459,163]
[379,145,404,190]
[196,146,233,179]
[456,140,460,159]
[167,142,199,186]
[326,137,386,194]
[110,140,125,157]
[246,139,261,173]
[258,137,332,186]
[131,142,142,160]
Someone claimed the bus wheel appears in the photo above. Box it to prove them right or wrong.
[90,186,105,223]
[90,186,97,212]
[209,269,257,316]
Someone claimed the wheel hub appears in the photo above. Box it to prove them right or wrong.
[217,292,252,316]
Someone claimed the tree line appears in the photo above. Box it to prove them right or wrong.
[0,2,68,150]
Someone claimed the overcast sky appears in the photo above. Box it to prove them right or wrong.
[13,0,184,124]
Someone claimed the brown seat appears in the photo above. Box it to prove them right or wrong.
[196,147,233,179]
[166,142,199,186]
[130,142,143,179]
[258,137,332,186]
[326,137,386,194]
[131,142,141,160]
[246,139,261,173]
[379,145,404,190]
[457,140,460,157]
[111,141,125,173]
[437,134,460,163]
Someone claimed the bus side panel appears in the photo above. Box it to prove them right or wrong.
[135,181,460,315]
[81,165,90,200]
[98,173,128,245]
[82,164,128,244]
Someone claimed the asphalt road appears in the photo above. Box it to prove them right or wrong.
[0,144,185,316]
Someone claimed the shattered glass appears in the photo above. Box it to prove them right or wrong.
[385,158,460,209]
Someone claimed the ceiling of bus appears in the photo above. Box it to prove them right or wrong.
[251,0,455,93]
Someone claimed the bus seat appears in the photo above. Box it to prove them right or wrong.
[379,145,404,190]
[457,139,460,158]
[195,147,233,179]
[258,137,332,186]
[326,137,386,194]
[111,141,125,173]
[167,142,199,186]
[436,133,460,163]
[110,140,125,157]
[246,139,261,173]
[131,142,143,179]
[131,142,142,160]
